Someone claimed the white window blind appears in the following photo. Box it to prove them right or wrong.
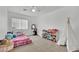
[12,18,28,30]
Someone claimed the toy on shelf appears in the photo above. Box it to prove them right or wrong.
[42,29,59,42]
[48,29,59,42]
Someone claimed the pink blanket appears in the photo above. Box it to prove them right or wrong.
[12,36,32,48]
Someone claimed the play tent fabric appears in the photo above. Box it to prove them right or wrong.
[66,18,79,52]
[57,17,79,52]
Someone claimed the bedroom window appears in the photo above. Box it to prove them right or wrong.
[12,18,28,30]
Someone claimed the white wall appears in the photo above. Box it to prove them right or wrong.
[8,12,38,35]
[0,7,8,39]
[37,7,79,39]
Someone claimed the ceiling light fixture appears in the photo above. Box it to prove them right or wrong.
[31,6,40,13]
[23,6,40,13]
[31,8,36,12]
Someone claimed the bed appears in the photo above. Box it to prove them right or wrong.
[12,35,32,48]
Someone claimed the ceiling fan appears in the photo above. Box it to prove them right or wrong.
[23,6,40,13]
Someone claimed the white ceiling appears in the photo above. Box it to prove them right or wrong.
[7,6,64,16]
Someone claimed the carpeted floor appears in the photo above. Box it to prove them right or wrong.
[10,36,67,52]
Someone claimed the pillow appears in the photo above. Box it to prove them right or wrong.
[13,34,16,38]
[5,34,14,40]
[16,32,25,37]
[0,34,5,40]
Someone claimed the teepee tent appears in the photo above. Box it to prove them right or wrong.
[57,17,79,52]
[66,17,79,52]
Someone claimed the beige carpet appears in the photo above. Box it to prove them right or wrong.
[10,36,67,52]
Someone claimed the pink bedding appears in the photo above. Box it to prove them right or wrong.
[12,36,32,48]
